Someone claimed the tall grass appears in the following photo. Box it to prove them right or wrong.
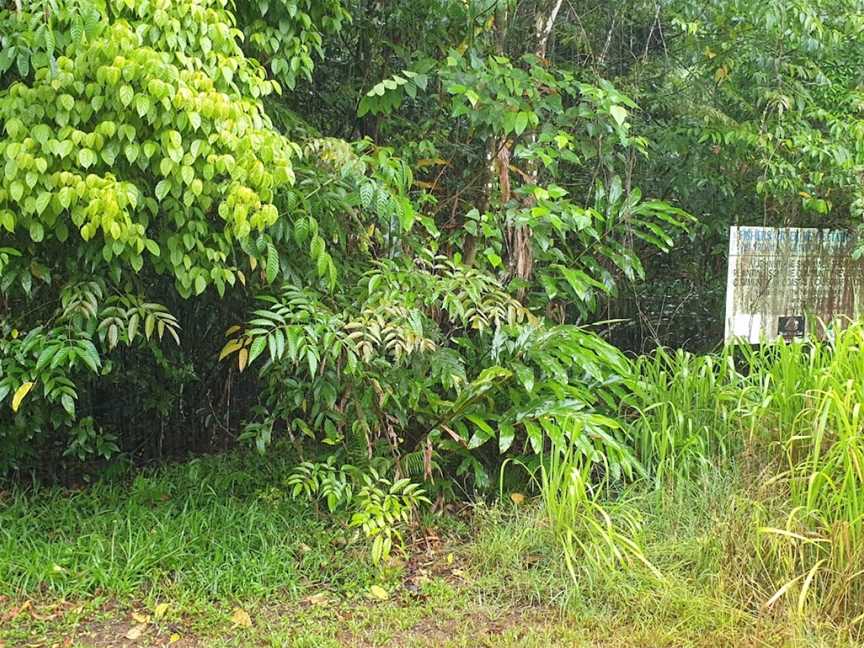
[625,321,864,628]
[624,347,746,487]
[743,324,864,623]
[535,438,659,588]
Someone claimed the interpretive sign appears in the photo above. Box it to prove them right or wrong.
[725,227,864,343]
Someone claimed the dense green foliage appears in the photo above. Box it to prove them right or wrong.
[5,0,864,636]
[1,0,693,478]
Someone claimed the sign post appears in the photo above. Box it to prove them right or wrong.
[725,227,864,343]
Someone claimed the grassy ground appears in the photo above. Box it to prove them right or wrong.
[0,451,857,647]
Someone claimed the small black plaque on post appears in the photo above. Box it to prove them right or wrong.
[778,316,805,340]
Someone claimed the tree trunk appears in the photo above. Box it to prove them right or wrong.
[505,0,563,293]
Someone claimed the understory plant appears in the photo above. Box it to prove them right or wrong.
[623,346,747,487]
[2,0,691,483]
[284,458,430,565]
[0,0,301,473]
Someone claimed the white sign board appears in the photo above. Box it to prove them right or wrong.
[725,227,864,343]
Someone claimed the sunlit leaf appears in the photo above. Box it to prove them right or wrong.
[11,381,34,412]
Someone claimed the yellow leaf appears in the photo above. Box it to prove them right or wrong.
[446,553,454,565]
[153,602,169,619]
[303,592,329,606]
[369,585,389,600]
[11,381,34,412]
[224,325,242,337]
[218,339,242,361]
[131,612,150,624]
[249,255,258,271]
[237,347,249,372]
[125,623,147,640]
[230,607,252,628]
[169,634,181,644]
[415,157,448,168]
[510,492,526,505]
[9,600,31,621]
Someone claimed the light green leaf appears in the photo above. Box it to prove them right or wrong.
[155,180,171,201]
[610,105,628,126]
[265,243,279,283]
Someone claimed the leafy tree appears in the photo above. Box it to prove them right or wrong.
[0,0,736,490]
[213,0,692,490]
[0,0,299,473]
[236,0,350,91]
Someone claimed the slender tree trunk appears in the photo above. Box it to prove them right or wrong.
[535,0,564,61]
[506,0,563,293]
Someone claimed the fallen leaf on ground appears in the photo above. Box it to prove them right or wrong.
[131,612,150,624]
[125,623,147,640]
[510,492,526,505]
[303,592,330,606]
[369,585,389,600]
[29,606,62,621]
[2,600,31,622]
[154,602,169,619]
[169,634,181,643]
[230,607,252,628]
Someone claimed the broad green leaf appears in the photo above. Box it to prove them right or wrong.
[30,221,45,242]
[155,180,171,201]
[248,336,267,364]
[118,84,134,107]
[514,112,529,135]
[498,422,516,453]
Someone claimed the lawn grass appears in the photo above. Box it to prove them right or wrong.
[0,451,377,601]
[1,450,858,647]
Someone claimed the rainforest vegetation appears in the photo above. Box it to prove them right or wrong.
[3,1,864,646]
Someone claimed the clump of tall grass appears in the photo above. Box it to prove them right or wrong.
[741,322,864,625]
[626,321,864,629]
[623,347,747,487]
[535,439,660,588]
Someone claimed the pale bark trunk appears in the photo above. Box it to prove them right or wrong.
[535,0,564,60]
[506,0,563,293]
